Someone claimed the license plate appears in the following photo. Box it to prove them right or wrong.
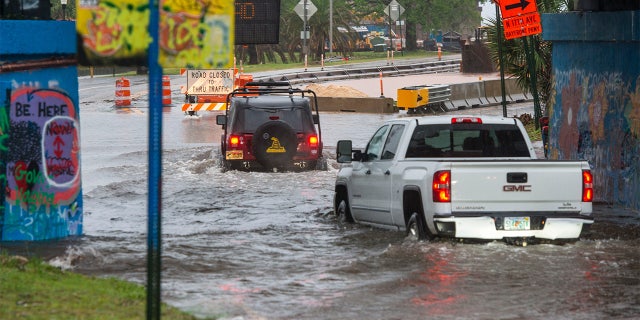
[226,150,243,160]
[504,217,530,230]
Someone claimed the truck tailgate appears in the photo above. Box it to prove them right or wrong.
[450,161,589,213]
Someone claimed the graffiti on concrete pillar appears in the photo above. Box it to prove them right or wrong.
[0,89,9,240]
[2,87,82,241]
[76,0,233,68]
[550,70,640,208]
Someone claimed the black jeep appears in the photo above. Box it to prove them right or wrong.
[216,82,325,172]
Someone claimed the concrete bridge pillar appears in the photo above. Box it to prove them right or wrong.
[0,21,82,240]
[543,11,640,209]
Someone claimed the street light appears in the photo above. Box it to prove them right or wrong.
[61,0,67,20]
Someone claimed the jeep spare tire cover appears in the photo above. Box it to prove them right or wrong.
[252,121,298,168]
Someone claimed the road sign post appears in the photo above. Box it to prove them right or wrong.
[295,0,317,58]
[384,0,404,58]
[498,0,542,124]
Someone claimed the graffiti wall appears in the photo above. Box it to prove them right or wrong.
[76,0,234,68]
[544,11,640,210]
[1,67,82,241]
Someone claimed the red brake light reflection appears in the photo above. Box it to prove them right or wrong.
[433,170,451,203]
[582,170,593,202]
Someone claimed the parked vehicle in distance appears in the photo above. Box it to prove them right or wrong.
[334,115,594,245]
[216,82,325,172]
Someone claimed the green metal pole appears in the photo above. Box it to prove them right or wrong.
[495,4,507,117]
[529,36,542,128]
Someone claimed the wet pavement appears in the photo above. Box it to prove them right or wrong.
[3,66,640,319]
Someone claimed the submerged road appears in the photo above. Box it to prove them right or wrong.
[8,65,640,319]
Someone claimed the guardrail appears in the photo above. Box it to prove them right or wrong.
[397,84,452,114]
[253,58,461,85]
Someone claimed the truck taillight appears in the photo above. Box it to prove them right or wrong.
[433,170,451,202]
[582,170,593,202]
[229,135,240,148]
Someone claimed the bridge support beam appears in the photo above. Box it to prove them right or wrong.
[543,10,640,209]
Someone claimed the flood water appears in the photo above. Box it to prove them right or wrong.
[6,74,640,319]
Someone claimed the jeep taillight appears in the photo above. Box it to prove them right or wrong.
[229,135,241,148]
[308,135,318,148]
[433,170,451,203]
[582,170,593,202]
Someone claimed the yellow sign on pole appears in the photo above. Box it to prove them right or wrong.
[76,0,234,68]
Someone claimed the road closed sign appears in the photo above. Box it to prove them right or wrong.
[186,69,235,95]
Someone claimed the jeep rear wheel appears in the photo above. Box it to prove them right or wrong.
[252,121,297,169]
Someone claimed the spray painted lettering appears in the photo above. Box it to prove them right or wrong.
[2,87,82,241]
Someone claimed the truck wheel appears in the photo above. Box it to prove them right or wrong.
[407,212,432,241]
[252,121,297,169]
[335,196,354,223]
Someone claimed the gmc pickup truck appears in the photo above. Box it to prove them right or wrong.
[334,115,594,244]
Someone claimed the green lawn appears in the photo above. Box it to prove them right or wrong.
[0,254,202,320]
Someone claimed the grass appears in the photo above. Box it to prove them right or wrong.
[0,253,200,320]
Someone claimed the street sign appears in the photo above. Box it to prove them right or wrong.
[385,0,405,22]
[186,69,235,95]
[502,11,541,39]
[294,0,317,20]
[499,0,537,19]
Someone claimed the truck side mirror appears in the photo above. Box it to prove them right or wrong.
[216,115,227,125]
[312,114,319,124]
[337,140,353,163]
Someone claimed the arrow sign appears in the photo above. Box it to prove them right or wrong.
[506,0,531,11]
[500,0,537,19]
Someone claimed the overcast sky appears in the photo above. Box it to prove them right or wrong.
[481,2,497,23]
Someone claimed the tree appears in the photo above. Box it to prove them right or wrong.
[238,0,361,65]
[484,0,571,111]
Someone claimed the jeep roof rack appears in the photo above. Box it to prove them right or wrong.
[224,81,322,141]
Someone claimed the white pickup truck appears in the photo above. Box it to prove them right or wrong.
[334,115,594,244]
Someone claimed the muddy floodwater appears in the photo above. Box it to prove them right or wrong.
[6,74,640,319]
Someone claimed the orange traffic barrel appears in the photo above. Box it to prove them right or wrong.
[162,75,172,105]
[115,77,131,107]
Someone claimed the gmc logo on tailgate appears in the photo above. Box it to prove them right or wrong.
[503,185,532,192]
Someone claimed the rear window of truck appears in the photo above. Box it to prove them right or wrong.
[405,123,530,158]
